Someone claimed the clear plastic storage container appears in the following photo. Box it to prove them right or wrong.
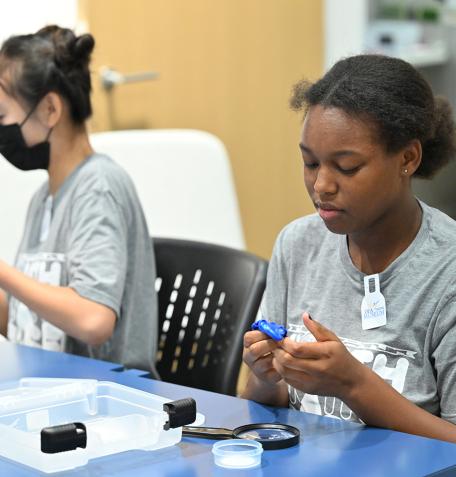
[0,377,203,473]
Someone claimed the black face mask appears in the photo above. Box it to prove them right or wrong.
[0,110,51,171]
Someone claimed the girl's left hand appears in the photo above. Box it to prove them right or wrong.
[272,313,367,400]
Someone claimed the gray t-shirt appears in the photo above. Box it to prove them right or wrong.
[7,154,158,375]
[261,201,456,424]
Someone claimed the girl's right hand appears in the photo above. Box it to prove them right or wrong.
[243,330,282,384]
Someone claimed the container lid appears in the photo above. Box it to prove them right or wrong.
[212,439,263,469]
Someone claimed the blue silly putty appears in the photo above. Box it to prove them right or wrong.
[251,319,287,341]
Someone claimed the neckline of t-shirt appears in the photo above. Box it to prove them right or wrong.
[45,153,101,208]
[338,199,430,285]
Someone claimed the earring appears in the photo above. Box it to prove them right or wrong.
[403,169,408,174]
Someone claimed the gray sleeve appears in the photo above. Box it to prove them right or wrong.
[431,297,456,424]
[67,190,127,316]
[260,227,289,326]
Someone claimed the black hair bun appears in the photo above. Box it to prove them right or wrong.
[73,34,95,60]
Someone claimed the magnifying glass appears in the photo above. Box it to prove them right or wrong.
[182,423,300,450]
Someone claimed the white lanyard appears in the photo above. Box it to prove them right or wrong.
[39,195,53,243]
[361,273,387,330]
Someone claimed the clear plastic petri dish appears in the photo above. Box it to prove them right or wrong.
[212,439,263,469]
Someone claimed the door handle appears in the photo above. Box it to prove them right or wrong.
[100,66,159,91]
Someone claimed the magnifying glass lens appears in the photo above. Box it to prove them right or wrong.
[237,428,296,441]
[234,424,300,450]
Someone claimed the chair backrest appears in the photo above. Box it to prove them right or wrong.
[90,129,245,249]
[153,237,267,396]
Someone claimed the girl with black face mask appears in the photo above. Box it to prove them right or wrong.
[0,26,159,377]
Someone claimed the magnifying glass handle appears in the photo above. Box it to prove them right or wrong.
[182,426,233,440]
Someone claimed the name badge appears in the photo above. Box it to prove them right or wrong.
[361,273,387,330]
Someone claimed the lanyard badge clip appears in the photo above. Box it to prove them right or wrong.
[361,273,387,330]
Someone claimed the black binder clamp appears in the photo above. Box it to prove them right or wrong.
[163,398,197,430]
[41,422,87,454]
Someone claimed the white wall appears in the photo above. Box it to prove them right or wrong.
[0,1,78,264]
[0,165,46,265]
[0,0,78,43]
[324,0,369,70]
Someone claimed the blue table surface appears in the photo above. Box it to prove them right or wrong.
[0,342,455,477]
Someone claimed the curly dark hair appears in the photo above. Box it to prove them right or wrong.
[0,25,95,124]
[290,54,456,178]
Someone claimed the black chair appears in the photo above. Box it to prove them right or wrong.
[153,237,268,396]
